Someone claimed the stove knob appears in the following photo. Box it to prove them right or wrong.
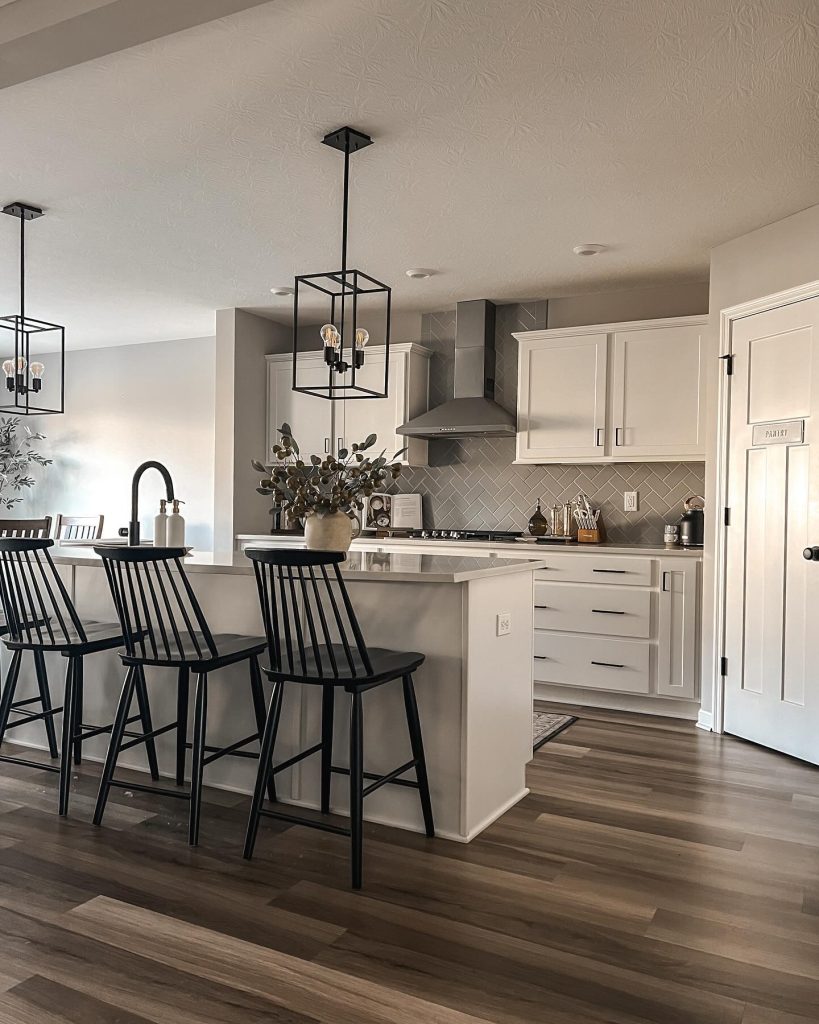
[430,531,439,538]
[420,531,429,539]
[451,531,460,539]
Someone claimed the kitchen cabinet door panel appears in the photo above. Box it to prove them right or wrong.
[656,558,699,699]
[517,334,607,461]
[611,324,705,459]
[267,360,333,461]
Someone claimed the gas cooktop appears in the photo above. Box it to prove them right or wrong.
[407,529,522,542]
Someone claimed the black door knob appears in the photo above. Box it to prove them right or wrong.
[803,546,819,561]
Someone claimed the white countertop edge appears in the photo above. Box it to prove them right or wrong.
[234,534,703,559]
[50,548,548,584]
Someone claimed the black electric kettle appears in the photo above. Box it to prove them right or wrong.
[678,495,705,548]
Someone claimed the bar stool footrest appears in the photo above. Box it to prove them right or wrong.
[108,779,191,800]
[270,741,323,776]
[0,753,60,772]
[4,706,62,727]
[258,805,351,836]
[330,762,421,794]
[118,721,177,752]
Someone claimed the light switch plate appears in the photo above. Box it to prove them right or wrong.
[624,490,639,512]
[496,612,512,636]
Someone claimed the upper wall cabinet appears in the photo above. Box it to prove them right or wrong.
[266,343,431,467]
[514,316,707,464]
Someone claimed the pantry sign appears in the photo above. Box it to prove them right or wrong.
[751,419,805,446]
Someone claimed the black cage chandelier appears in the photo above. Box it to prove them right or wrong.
[0,202,65,416]
[292,126,391,400]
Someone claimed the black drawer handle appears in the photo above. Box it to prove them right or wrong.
[534,655,549,660]
[592,609,626,615]
[593,568,627,574]
[534,604,551,609]
[591,660,624,669]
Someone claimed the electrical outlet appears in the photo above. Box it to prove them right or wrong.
[496,612,512,636]
[624,490,639,512]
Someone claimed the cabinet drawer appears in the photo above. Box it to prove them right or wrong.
[534,582,651,638]
[534,553,652,587]
[534,632,650,693]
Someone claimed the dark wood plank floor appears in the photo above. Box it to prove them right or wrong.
[0,703,817,1023]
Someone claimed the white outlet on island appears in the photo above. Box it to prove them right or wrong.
[497,612,512,636]
[624,490,639,512]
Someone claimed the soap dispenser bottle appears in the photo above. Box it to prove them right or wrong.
[154,499,168,546]
[167,499,186,546]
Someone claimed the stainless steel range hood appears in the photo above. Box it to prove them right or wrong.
[397,299,516,438]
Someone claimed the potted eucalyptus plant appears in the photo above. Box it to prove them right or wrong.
[253,423,404,552]
[0,416,51,510]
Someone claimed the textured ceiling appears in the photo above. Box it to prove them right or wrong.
[0,0,816,348]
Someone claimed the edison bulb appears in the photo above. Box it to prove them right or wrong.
[354,327,369,351]
[320,323,340,349]
[2,359,13,378]
[29,361,44,380]
[16,356,26,373]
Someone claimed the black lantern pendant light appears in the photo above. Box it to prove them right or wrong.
[0,202,65,415]
[292,127,391,400]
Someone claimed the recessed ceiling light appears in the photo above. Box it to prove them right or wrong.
[572,243,607,256]
[405,268,435,279]
[270,286,294,296]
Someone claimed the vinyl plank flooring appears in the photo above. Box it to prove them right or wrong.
[0,706,816,1023]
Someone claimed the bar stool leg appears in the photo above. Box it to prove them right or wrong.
[402,673,434,838]
[243,679,284,860]
[188,672,208,847]
[58,658,77,816]
[320,684,334,814]
[33,650,58,758]
[134,665,160,781]
[248,656,275,803]
[72,655,84,765]
[93,666,137,826]
[175,666,189,786]
[349,690,364,890]
[0,650,22,746]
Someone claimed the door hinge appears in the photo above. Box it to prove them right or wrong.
[720,354,734,375]
[720,656,728,677]
[724,507,731,527]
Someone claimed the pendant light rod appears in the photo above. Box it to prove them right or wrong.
[322,126,372,280]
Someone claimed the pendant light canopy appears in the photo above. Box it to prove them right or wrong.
[0,202,65,416]
[292,127,391,400]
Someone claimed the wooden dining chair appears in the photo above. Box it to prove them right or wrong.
[54,515,104,541]
[0,517,52,539]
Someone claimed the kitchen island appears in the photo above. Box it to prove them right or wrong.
[4,547,544,843]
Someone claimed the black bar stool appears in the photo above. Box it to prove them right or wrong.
[0,537,157,815]
[243,548,434,889]
[92,546,270,846]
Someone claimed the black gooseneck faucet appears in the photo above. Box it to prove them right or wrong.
[129,461,175,546]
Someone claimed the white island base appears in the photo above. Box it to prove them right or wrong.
[5,550,541,844]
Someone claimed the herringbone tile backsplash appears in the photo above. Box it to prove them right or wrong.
[393,303,705,545]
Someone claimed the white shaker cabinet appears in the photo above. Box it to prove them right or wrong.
[514,316,707,464]
[610,323,706,459]
[267,359,333,461]
[656,557,700,700]
[516,333,607,461]
[266,343,431,466]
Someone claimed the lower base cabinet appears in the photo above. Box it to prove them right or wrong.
[533,552,700,709]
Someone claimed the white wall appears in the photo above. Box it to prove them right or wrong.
[19,335,216,548]
[547,280,709,328]
[701,203,819,725]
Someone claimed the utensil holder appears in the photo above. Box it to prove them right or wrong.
[577,528,600,544]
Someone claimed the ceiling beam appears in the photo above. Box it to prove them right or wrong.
[0,0,272,89]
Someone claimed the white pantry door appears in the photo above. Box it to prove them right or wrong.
[723,295,819,763]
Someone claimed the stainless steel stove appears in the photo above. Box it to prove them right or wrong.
[407,529,523,543]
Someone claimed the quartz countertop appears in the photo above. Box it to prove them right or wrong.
[235,534,703,559]
[51,545,547,583]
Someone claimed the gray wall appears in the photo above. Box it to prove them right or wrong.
[395,294,706,544]
[700,203,819,722]
[20,335,216,548]
[213,308,291,549]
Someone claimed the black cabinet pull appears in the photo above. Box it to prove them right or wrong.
[615,427,624,446]
[596,427,604,447]
[591,660,624,669]
[662,571,670,591]
[534,655,549,660]
[534,604,551,609]
[592,568,626,573]
[592,609,625,615]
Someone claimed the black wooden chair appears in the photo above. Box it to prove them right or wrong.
[0,537,157,815]
[54,514,104,541]
[243,548,434,889]
[92,546,270,845]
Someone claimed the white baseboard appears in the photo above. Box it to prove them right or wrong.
[695,709,713,732]
[534,683,699,721]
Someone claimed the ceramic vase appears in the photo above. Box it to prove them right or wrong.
[304,510,354,553]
